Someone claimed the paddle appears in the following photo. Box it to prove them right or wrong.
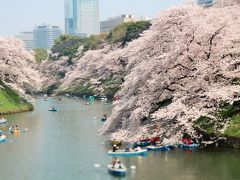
[20,128,29,132]
[94,163,136,170]
[130,165,136,170]
[94,163,107,168]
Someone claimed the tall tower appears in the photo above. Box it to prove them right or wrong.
[197,0,214,7]
[64,0,100,37]
[65,0,76,35]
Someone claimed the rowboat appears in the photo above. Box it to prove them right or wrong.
[108,149,147,156]
[0,118,7,124]
[178,143,199,149]
[0,135,6,142]
[107,164,126,176]
[133,141,151,148]
[146,145,171,151]
[101,117,107,122]
[48,108,57,112]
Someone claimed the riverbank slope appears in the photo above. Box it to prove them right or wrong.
[0,37,42,114]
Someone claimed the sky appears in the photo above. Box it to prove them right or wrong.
[0,0,184,36]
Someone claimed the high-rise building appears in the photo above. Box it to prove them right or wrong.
[15,31,34,50]
[100,14,137,33]
[65,0,76,35]
[64,0,100,37]
[197,0,214,7]
[33,25,62,50]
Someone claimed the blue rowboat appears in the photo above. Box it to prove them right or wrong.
[146,145,171,151]
[178,143,199,149]
[107,164,126,176]
[101,117,107,122]
[0,135,6,142]
[108,149,147,156]
[133,141,151,148]
[0,118,7,124]
[48,108,57,112]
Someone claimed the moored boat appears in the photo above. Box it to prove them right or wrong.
[48,107,57,112]
[146,145,171,151]
[108,149,147,156]
[133,141,151,148]
[178,143,199,149]
[107,164,126,176]
[0,135,6,142]
[0,118,7,124]
[101,117,107,122]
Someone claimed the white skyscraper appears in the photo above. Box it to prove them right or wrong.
[65,0,100,37]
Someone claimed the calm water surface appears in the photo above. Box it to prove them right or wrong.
[0,98,239,180]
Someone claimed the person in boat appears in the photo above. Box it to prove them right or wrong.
[135,146,142,152]
[103,114,107,120]
[125,144,130,152]
[113,144,118,152]
[182,129,192,145]
[117,160,122,169]
[11,125,18,131]
[112,158,117,168]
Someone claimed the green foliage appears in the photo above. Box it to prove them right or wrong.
[230,77,240,85]
[194,116,215,134]
[103,86,120,98]
[45,84,59,95]
[220,101,240,137]
[224,115,240,137]
[54,34,81,45]
[123,21,152,45]
[34,48,48,63]
[51,34,108,60]
[0,80,33,114]
[50,21,151,60]
[65,84,95,96]
[108,21,151,45]
[57,71,65,78]
[219,101,240,119]
[83,34,108,52]
[219,102,240,119]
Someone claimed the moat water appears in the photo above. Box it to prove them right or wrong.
[0,98,239,180]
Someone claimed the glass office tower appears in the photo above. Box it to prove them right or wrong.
[33,25,62,50]
[64,0,100,37]
[65,0,76,35]
[197,0,214,7]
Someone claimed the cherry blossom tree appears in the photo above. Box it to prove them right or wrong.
[0,37,42,96]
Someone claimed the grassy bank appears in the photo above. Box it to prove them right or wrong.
[0,81,33,115]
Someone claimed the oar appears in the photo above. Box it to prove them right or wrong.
[130,165,136,170]
[94,164,136,170]
[94,163,108,168]
[20,128,29,132]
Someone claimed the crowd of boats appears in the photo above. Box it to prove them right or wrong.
[103,131,199,177]
[1,95,199,177]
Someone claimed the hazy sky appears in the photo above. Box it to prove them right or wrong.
[0,0,184,35]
